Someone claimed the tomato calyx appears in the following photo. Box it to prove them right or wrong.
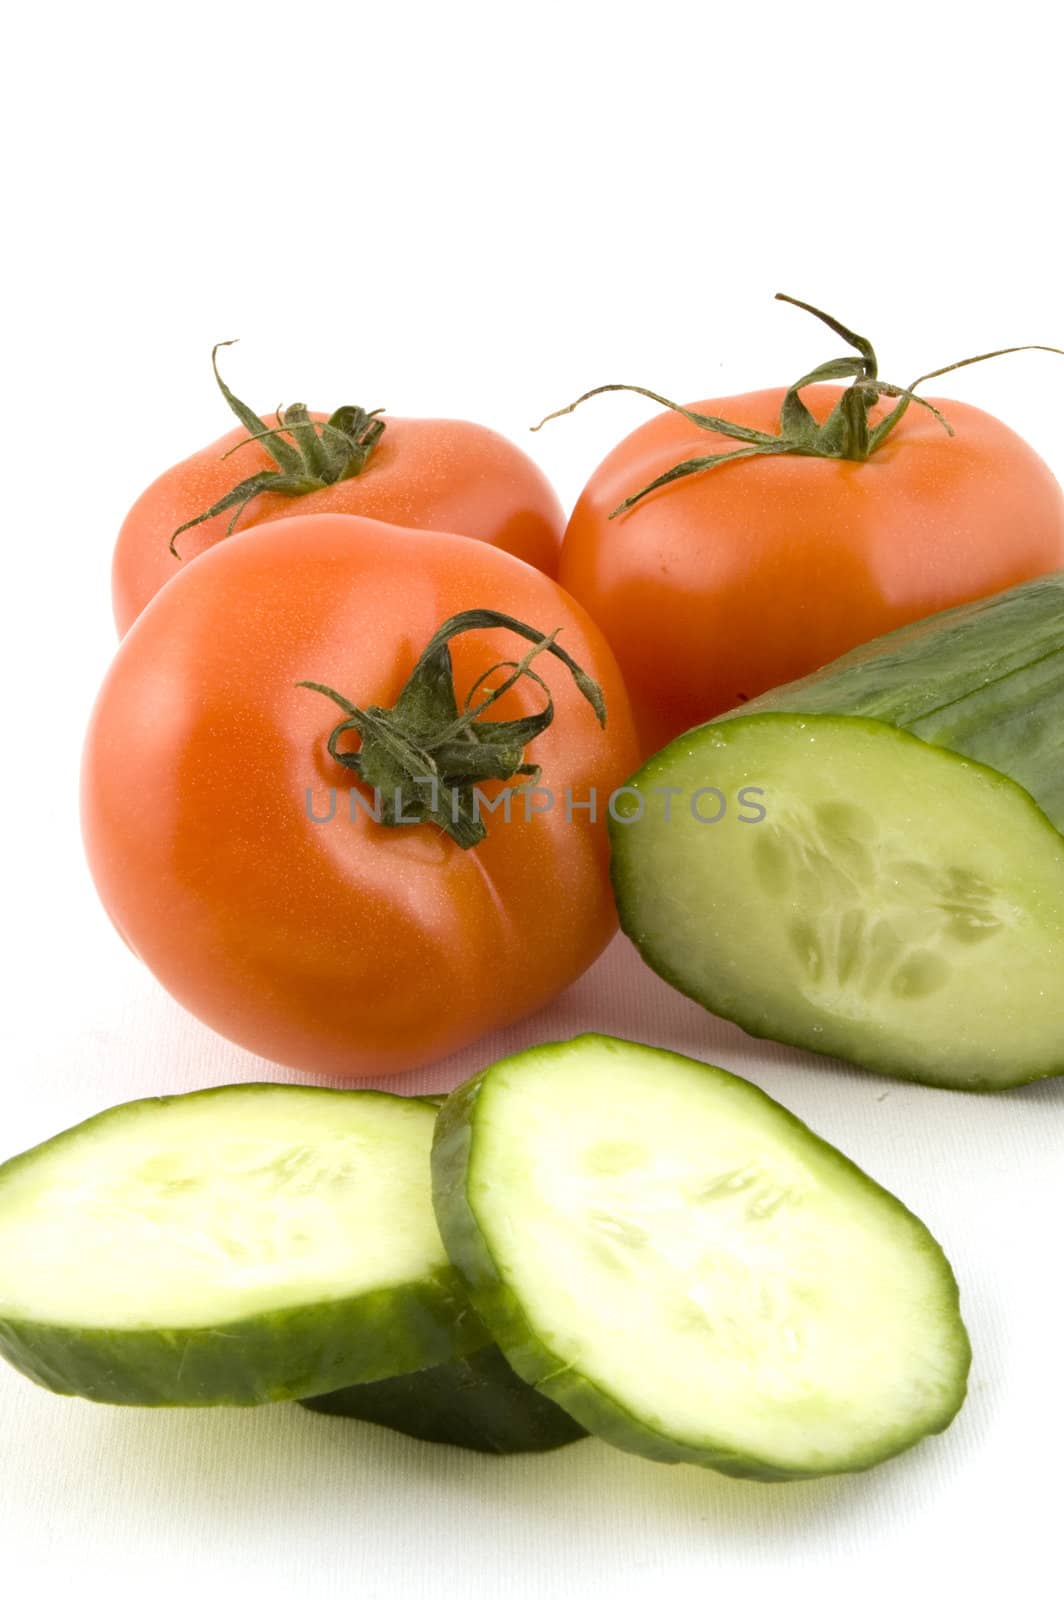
[298,609,608,849]
[169,342,386,555]
[533,294,1064,516]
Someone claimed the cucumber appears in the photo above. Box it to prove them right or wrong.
[0,1086,486,1405]
[610,573,1064,1089]
[431,1035,970,1481]
[301,1343,588,1453]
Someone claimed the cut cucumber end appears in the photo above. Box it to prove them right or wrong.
[0,1086,486,1405]
[611,714,1064,1090]
[432,1035,971,1481]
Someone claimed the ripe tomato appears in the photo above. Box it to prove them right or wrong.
[112,350,563,636]
[557,331,1064,754]
[83,514,637,1078]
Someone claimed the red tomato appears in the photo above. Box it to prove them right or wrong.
[113,357,564,636]
[559,384,1064,755]
[84,515,637,1078]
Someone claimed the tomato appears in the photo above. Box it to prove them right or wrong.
[83,514,637,1078]
[556,315,1064,754]
[112,349,563,636]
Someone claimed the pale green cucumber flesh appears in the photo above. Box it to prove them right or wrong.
[432,1036,970,1481]
[612,714,1064,1089]
[0,1086,486,1406]
[611,573,1064,1089]
[300,1343,588,1453]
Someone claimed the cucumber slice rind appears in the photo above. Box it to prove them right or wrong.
[0,1084,488,1406]
[300,1343,589,1453]
[432,1036,971,1482]
[0,1274,485,1407]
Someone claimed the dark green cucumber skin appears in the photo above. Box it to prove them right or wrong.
[0,1085,487,1407]
[431,1048,971,1482]
[300,1343,588,1453]
[725,572,1064,828]
[612,573,1064,1091]
[0,1273,486,1408]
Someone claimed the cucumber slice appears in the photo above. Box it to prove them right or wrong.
[301,1344,588,1453]
[432,1035,970,1482]
[0,1086,486,1405]
[610,574,1064,1089]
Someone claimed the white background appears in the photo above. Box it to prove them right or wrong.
[2,2,1062,1595]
